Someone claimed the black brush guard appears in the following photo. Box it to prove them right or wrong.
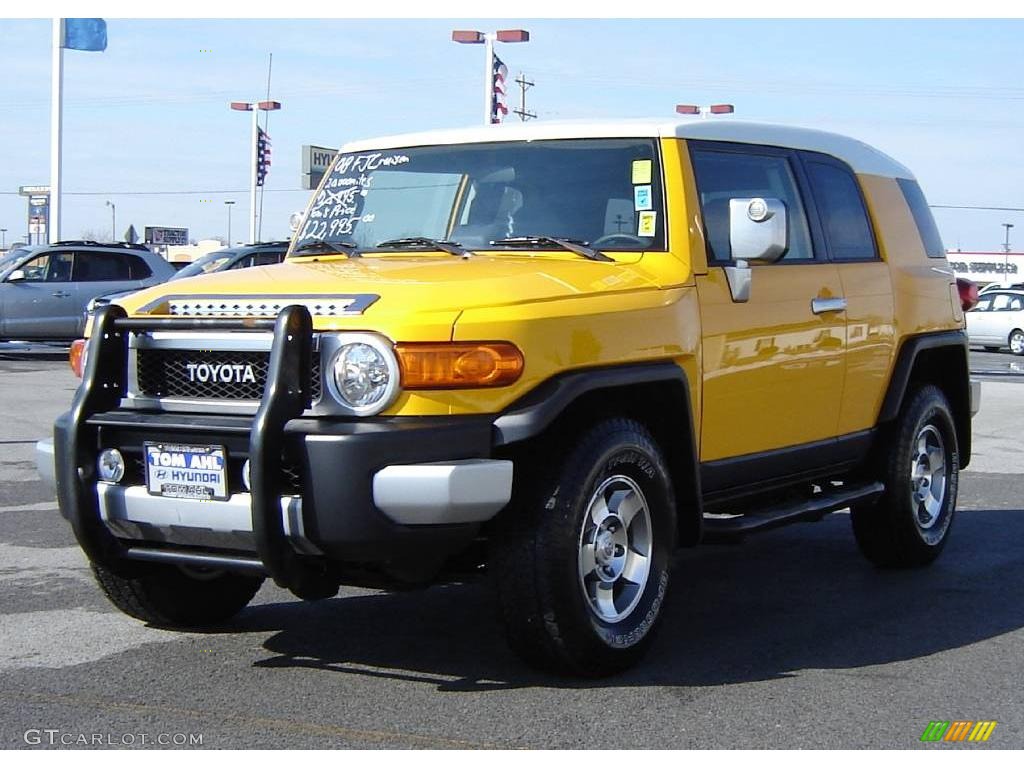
[56,304,332,594]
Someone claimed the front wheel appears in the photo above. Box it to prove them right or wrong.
[91,560,264,627]
[1009,330,1024,355]
[851,385,959,568]
[491,418,676,676]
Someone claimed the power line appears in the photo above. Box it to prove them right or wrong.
[931,205,1024,213]
[0,188,306,197]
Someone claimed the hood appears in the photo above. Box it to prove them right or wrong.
[115,253,665,324]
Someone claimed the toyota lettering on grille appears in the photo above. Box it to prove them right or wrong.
[185,362,258,384]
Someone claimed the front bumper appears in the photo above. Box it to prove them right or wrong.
[49,408,512,571]
[51,305,512,590]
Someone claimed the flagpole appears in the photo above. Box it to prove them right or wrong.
[50,18,64,244]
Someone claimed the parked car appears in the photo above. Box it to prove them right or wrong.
[966,289,1024,354]
[0,241,175,341]
[978,281,1024,295]
[40,119,977,677]
[85,241,290,316]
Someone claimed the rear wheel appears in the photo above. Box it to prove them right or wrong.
[91,560,264,627]
[851,385,959,568]
[1009,330,1024,355]
[492,418,676,676]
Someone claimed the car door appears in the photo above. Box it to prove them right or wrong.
[0,250,78,339]
[999,293,1024,352]
[801,152,895,436]
[690,142,846,484]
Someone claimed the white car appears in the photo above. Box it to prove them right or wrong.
[966,289,1024,354]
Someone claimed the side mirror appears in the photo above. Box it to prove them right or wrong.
[6,269,26,282]
[722,197,788,303]
[729,197,788,263]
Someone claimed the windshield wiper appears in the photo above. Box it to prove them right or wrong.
[292,240,361,258]
[489,235,614,263]
[376,237,473,258]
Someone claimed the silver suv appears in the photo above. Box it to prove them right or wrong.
[0,241,175,341]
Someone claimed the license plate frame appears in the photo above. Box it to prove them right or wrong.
[144,442,229,501]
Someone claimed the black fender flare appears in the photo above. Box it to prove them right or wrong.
[492,361,703,545]
[877,330,971,466]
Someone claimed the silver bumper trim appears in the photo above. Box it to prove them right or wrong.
[372,459,514,525]
[96,485,322,555]
[970,378,981,417]
[35,438,56,493]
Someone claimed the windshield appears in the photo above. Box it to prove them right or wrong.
[292,138,665,254]
[173,250,237,279]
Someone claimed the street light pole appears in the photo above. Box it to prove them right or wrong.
[452,29,530,125]
[1,229,6,250]
[105,200,115,242]
[1003,223,1015,279]
[225,200,235,245]
[231,99,281,244]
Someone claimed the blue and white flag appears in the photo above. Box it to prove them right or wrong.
[63,19,107,52]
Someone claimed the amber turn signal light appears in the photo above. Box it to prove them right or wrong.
[69,339,87,379]
[396,342,524,389]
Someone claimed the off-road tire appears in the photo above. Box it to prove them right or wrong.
[91,560,264,627]
[492,418,676,677]
[851,384,959,568]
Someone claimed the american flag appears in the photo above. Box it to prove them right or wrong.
[256,127,272,187]
[491,55,509,124]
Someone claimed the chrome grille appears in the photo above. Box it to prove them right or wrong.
[136,348,321,402]
[164,295,378,318]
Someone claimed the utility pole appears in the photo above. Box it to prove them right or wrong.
[513,72,536,122]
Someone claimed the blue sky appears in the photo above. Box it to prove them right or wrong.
[0,17,1022,251]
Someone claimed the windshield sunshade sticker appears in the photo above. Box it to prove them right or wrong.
[299,153,410,242]
[631,159,652,185]
[637,211,657,238]
[138,294,380,318]
[633,185,652,211]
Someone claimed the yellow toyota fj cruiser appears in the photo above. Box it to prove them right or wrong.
[43,119,979,676]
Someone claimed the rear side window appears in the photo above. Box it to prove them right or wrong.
[73,252,131,281]
[252,251,285,266]
[897,178,946,258]
[690,147,814,263]
[804,160,878,261]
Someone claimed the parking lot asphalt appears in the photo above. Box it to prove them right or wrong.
[1,357,1022,749]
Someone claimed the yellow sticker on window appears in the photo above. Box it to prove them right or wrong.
[637,210,657,237]
[631,159,652,185]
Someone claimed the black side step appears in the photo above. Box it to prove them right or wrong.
[702,481,884,539]
[124,547,268,576]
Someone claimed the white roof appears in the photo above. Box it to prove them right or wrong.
[340,118,914,180]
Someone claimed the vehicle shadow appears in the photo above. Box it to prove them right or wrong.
[227,508,1024,692]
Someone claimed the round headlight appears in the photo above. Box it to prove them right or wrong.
[330,339,397,414]
[97,449,125,484]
